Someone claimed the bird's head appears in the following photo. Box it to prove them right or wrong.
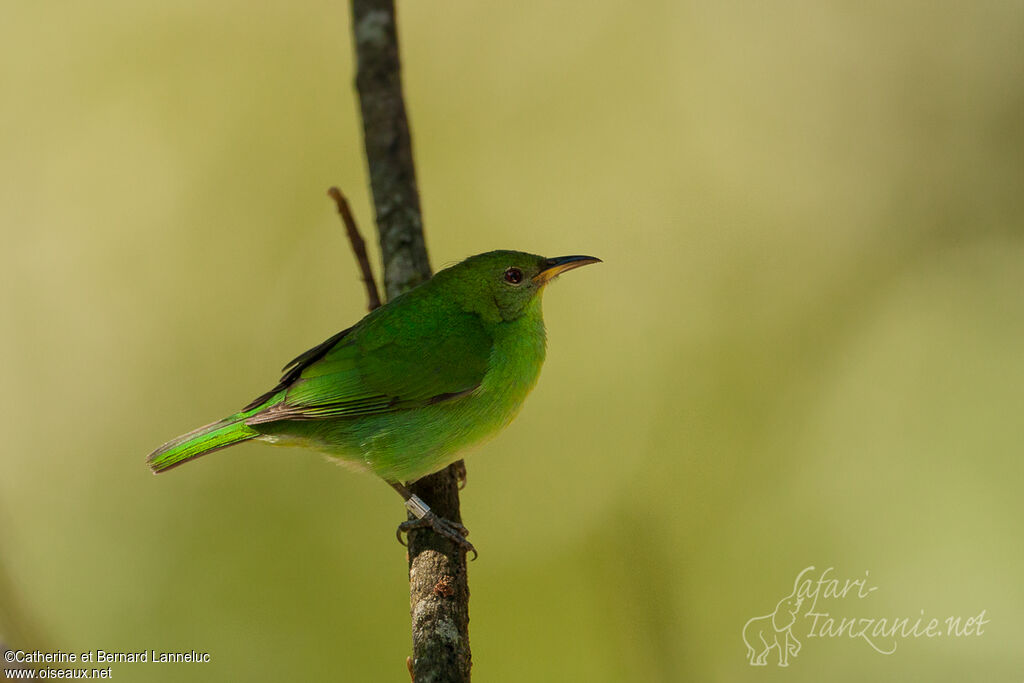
[438,250,601,322]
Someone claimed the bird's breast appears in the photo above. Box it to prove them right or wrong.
[477,313,547,420]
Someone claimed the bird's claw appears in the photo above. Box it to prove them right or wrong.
[397,513,477,560]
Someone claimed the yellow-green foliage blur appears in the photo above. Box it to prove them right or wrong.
[2,1,1022,681]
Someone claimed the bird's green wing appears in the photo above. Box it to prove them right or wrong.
[245,302,493,425]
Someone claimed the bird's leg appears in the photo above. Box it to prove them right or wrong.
[388,481,477,559]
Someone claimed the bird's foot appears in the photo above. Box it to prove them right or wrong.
[397,512,477,560]
[389,482,477,559]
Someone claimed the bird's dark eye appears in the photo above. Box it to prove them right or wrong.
[504,267,524,285]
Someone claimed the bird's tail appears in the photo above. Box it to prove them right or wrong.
[147,413,258,473]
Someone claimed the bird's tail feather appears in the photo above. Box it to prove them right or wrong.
[147,414,258,473]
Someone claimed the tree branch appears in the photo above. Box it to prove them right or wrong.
[328,187,382,312]
[350,0,431,302]
[349,1,472,681]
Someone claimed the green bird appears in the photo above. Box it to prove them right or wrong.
[147,250,599,553]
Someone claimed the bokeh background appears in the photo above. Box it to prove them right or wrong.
[3,1,1023,680]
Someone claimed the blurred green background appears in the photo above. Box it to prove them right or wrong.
[2,1,1023,680]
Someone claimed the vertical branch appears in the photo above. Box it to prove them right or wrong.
[349,1,472,681]
[351,0,432,301]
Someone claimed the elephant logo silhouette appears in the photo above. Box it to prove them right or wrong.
[742,580,805,667]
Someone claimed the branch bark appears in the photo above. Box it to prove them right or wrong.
[349,1,472,681]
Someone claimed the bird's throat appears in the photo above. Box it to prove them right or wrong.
[481,298,547,406]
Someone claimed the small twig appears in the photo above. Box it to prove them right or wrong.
[328,186,382,312]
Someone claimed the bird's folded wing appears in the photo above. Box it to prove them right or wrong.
[245,306,492,424]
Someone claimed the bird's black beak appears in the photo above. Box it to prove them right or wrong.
[534,255,602,285]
